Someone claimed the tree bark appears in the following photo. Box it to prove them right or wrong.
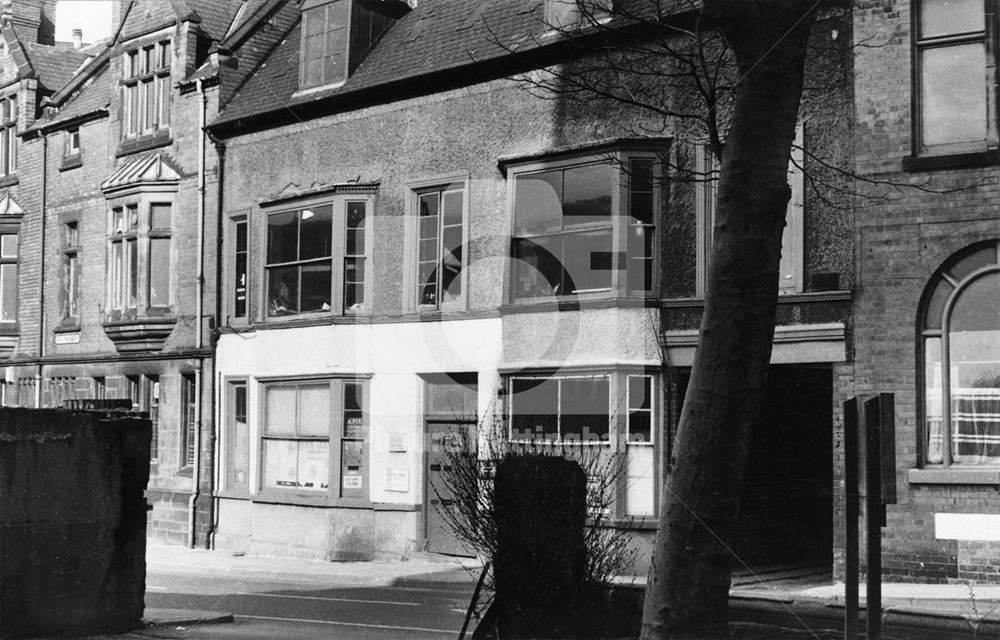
[641,2,816,638]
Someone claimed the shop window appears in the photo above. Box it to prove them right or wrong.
[506,371,656,517]
[0,95,16,178]
[412,183,466,310]
[122,40,170,139]
[264,196,371,318]
[259,378,368,499]
[920,241,1000,466]
[227,381,249,491]
[0,226,18,325]
[62,221,80,322]
[509,152,658,300]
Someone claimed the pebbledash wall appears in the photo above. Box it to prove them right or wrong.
[852,0,1000,582]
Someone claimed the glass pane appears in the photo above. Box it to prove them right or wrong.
[149,238,170,306]
[920,0,983,38]
[300,262,332,312]
[265,386,297,435]
[563,163,613,223]
[629,375,652,411]
[266,211,298,264]
[0,263,14,322]
[0,234,16,258]
[262,439,299,489]
[560,377,610,442]
[626,447,655,516]
[511,377,558,440]
[949,244,997,282]
[442,226,463,300]
[442,190,463,227]
[299,205,333,260]
[268,265,299,316]
[628,227,654,292]
[231,385,249,489]
[344,382,365,438]
[628,412,652,443]
[923,277,953,330]
[297,440,329,491]
[427,379,477,417]
[346,202,366,256]
[925,337,943,464]
[921,44,988,147]
[514,170,562,234]
[513,236,562,298]
[298,383,330,436]
[563,228,613,293]
[949,274,1000,463]
[150,203,171,229]
[127,238,138,306]
[419,237,437,262]
[419,193,439,238]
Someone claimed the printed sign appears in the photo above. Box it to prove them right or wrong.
[54,333,80,345]
[386,468,409,492]
[389,432,407,452]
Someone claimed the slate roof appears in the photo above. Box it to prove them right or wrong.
[190,1,243,42]
[35,61,111,129]
[213,0,568,126]
[24,42,89,92]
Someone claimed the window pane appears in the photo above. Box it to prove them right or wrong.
[920,0,983,38]
[150,203,171,229]
[511,378,558,440]
[234,220,248,318]
[149,237,170,306]
[268,266,299,315]
[231,384,249,489]
[300,262,332,312]
[267,211,298,264]
[127,238,138,306]
[263,439,299,489]
[513,237,562,298]
[921,44,988,147]
[346,202,366,256]
[297,440,329,490]
[0,263,15,322]
[563,228,613,293]
[514,170,562,234]
[0,234,16,258]
[265,386,297,435]
[925,337,943,464]
[299,205,333,260]
[923,277,953,330]
[563,163,613,223]
[344,382,364,437]
[949,273,1000,463]
[442,190,463,227]
[949,244,997,282]
[298,383,330,436]
[442,225,463,301]
[629,375,651,410]
[628,227,654,293]
[626,447,654,516]
[561,377,609,442]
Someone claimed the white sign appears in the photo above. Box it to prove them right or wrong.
[54,333,80,345]
[935,513,1000,541]
[342,474,362,489]
[389,432,407,453]
[386,468,409,492]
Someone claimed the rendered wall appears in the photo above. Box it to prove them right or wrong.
[0,408,150,637]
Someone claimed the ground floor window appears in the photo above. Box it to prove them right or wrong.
[506,370,656,518]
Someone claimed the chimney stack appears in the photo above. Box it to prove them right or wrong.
[71,28,83,49]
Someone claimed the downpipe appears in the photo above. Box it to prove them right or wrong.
[189,78,207,548]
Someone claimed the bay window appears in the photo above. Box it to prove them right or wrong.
[509,151,659,301]
[107,201,172,317]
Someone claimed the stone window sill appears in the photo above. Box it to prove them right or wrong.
[59,155,82,172]
[908,467,1000,485]
[902,150,1000,172]
[0,174,18,189]
[116,131,172,158]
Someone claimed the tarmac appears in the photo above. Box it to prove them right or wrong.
[89,544,1000,638]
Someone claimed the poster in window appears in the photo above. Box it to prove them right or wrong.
[297,440,329,491]
[263,439,297,489]
[345,415,365,438]
[341,439,364,492]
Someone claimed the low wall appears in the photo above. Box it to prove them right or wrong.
[0,408,151,638]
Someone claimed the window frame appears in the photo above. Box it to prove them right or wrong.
[260,193,374,322]
[0,94,17,178]
[225,378,250,494]
[918,240,1000,468]
[299,0,350,91]
[256,376,370,502]
[227,213,249,325]
[121,39,170,140]
[912,0,999,156]
[61,219,81,324]
[105,196,174,320]
[181,373,196,468]
[0,221,20,328]
[506,150,660,303]
[405,175,470,313]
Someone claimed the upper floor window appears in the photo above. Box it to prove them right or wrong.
[123,41,170,139]
[510,152,658,301]
[920,241,1000,466]
[265,196,371,318]
[107,201,173,318]
[300,0,349,89]
[0,226,18,325]
[231,216,248,322]
[914,0,996,155]
[62,221,80,322]
[0,95,17,177]
[66,128,80,157]
[410,182,467,311]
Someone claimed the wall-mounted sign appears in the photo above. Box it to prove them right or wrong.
[386,468,409,492]
[54,333,80,345]
[389,432,407,453]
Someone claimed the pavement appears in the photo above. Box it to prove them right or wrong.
[78,546,1000,638]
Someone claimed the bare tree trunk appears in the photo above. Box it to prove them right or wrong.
[641,3,816,638]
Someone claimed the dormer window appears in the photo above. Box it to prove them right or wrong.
[298,0,397,92]
[545,0,612,30]
[122,41,170,139]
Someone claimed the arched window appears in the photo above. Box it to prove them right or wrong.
[920,241,1000,466]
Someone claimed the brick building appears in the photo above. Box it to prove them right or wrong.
[203,0,854,567]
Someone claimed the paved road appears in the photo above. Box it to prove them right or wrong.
[142,568,479,639]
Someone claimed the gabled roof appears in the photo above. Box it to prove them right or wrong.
[0,191,24,216]
[118,0,241,43]
[24,42,89,92]
[211,0,608,129]
[101,153,183,193]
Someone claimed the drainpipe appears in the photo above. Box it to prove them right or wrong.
[34,131,48,408]
[208,136,226,549]
[189,78,207,548]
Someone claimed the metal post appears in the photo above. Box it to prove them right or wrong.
[844,398,859,640]
[865,396,883,640]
